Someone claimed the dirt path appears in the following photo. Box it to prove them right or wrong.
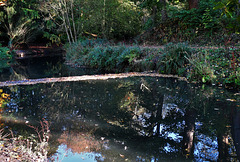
[0,72,187,87]
[135,45,230,49]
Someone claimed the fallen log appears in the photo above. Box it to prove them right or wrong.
[0,72,187,87]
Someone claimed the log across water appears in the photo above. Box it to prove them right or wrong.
[0,72,187,87]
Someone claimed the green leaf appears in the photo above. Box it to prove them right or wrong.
[225,10,233,18]
[213,2,225,10]
[202,76,206,83]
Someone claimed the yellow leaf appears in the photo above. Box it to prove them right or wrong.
[226,99,236,102]
[1,93,9,99]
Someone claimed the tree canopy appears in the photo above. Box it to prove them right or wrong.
[0,0,239,46]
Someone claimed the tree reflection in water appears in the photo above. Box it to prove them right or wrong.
[1,76,239,161]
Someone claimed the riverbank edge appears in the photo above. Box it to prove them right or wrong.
[65,41,240,90]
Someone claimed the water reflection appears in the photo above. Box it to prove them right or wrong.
[54,144,103,162]
[1,76,239,161]
[0,57,99,82]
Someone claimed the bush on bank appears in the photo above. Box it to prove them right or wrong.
[0,44,13,72]
[65,39,240,89]
[0,120,50,161]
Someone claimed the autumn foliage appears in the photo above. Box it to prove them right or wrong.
[0,0,6,6]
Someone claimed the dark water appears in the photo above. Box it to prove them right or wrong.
[1,75,240,161]
[0,57,99,82]
[0,57,240,161]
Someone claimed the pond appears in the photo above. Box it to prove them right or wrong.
[0,57,240,161]
[0,56,99,82]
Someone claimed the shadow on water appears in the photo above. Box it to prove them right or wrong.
[0,56,99,82]
[0,75,240,161]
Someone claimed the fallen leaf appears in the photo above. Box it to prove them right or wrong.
[120,154,125,158]
[226,99,236,102]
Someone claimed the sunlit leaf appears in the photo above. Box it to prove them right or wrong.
[226,99,236,102]
[213,2,225,10]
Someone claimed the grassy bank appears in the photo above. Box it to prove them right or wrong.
[66,39,240,89]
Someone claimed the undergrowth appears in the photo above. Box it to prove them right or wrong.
[0,44,13,72]
[0,120,50,162]
[66,39,240,89]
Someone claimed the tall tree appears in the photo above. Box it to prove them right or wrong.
[42,0,79,44]
[42,0,141,42]
[0,0,41,49]
[133,0,168,27]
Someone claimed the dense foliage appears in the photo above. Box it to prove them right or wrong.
[0,44,13,72]
[0,0,239,45]
[0,0,239,87]
[0,0,240,160]
[66,39,240,88]
[0,0,41,49]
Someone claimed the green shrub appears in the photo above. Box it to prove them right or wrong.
[85,46,104,69]
[158,43,193,75]
[65,39,110,65]
[224,67,240,87]
[104,46,124,71]
[140,48,161,71]
[66,40,144,72]
[0,44,13,72]
[65,39,240,88]
[116,46,142,71]
[185,51,216,83]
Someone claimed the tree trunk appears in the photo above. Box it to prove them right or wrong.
[151,5,157,27]
[217,134,229,161]
[70,0,77,42]
[232,110,240,160]
[161,9,168,22]
[102,0,106,38]
[155,94,164,136]
[182,108,196,158]
[160,0,168,22]
[187,0,199,9]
